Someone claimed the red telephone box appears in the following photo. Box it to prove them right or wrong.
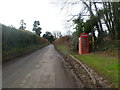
[79,33,89,54]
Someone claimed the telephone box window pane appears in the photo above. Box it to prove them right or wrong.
[82,37,87,52]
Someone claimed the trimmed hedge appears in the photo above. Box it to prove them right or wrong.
[2,24,48,61]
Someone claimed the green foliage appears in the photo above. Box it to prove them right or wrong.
[84,16,99,34]
[2,24,48,61]
[33,21,42,36]
[96,40,118,51]
[72,15,100,51]
[72,2,119,52]
[84,20,93,33]
[70,32,79,51]
[71,16,85,51]
[73,16,84,37]
[43,31,55,43]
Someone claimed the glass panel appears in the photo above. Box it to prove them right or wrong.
[82,37,87,52]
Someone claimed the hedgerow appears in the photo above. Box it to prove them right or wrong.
[2,24,48,61]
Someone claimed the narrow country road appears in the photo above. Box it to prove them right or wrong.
[3,45,82,88]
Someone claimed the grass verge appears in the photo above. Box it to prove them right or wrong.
[55,45,70,55]
[55,45,118,88]
[73,54,118,88]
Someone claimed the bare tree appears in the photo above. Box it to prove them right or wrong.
[53,31,62,39]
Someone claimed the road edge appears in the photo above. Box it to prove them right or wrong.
[54,45,114,88]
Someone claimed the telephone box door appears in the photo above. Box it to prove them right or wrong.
[79,33,89,54]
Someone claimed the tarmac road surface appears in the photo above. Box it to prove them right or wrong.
[3,45,83,88]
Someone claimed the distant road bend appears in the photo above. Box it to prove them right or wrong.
[3,45,83,88]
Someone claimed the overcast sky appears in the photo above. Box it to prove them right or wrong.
[0,0,77,35]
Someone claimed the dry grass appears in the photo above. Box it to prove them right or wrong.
[54,35,71,47]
